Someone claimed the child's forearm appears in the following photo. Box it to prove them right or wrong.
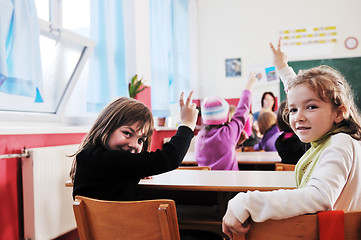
[278,66,296,92]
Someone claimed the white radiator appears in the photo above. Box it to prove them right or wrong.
[22,144,79,240]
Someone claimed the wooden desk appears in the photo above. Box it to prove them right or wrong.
[139,169,295,192]
[236,151,281,164]
[181,151,282,167]
[68,170,295,237]
[139,170,295,238]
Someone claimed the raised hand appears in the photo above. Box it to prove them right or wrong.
[270,39,289,71]
[245,71,258,91]
[179,91,199,131]
[237,130,249,146]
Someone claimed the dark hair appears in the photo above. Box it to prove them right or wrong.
[261,92,276,111]
[284,65,361,140]
[70,97,154,180]
[277,100,292,132]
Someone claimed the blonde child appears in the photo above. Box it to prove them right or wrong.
[222,41,361,238]
[70,92,198,201]
[195,73,257,170]
[253,110,280,151]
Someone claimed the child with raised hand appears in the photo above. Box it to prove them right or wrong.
[195,73,257,170]
[70,91,198,201]
[222,40,361,238]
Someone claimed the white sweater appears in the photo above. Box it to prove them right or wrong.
[229,133,361,223]
[229,67,361,223]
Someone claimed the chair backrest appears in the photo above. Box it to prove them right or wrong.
[232,211,361,240]
[275,163,295,171]
[242,146,254,152]
[73,196,180,240]
[177,166,211,170]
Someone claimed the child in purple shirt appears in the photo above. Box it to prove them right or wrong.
[253,110,280,151]
[195,73,257,170]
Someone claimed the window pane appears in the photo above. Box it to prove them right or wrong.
[0,33,84,113]
[34,0,49,21]
[0,21,94,116]
[62,0,90,37]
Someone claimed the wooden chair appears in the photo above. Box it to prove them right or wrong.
[73,196,180,240]
[275,163,295,171]
[242,146,254,152]
[241,147,265,152]
[232,211,361,240]
[177,166,211,170]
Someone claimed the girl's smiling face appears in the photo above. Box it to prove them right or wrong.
[107,121,147,153]
[287,84,342,143]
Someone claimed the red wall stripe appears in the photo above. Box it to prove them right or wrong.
[0,133,87,240]
[0,133,87,155]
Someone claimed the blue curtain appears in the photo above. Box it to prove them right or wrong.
[150,0,190,118]
[87,0,128,113]
[172,0,190,103]
[0,0,43,102]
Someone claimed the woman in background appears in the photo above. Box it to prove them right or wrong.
[253,91,277,121]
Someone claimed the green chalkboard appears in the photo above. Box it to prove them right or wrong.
[279,57,361,111]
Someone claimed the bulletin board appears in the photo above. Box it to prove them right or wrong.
[279,57,361,111]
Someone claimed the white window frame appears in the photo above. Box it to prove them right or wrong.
[0,19,94,122]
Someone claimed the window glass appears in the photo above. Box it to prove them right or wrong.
[62,0,90,37]
[34,0,49,21]
[0,33,84,113]
[60,0,93,119]
[0,19,94,120]
[0,0,94,121]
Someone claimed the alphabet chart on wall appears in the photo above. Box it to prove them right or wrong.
[278,26,338,57]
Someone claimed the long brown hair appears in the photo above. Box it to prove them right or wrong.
[283,65,361,140]
[69,97,154,181]
[258,110,277,134]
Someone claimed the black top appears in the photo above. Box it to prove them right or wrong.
[242,130,261,148]
[275,132,310,165]
[73,126,194,201]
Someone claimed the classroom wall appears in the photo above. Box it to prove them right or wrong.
[196,0,361,112]
[0,132,87,240]
[3,1,361,238]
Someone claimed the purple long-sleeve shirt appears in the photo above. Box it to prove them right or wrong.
[253,124,280,151]
[195,90,251,170]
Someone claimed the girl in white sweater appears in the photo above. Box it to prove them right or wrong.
[222,40,361,238]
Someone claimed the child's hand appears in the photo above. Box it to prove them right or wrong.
[237,130,249,146]
[245,72,257,91]
[222,204,252,239]
[179,91,198,131]
[270,38,288,71]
